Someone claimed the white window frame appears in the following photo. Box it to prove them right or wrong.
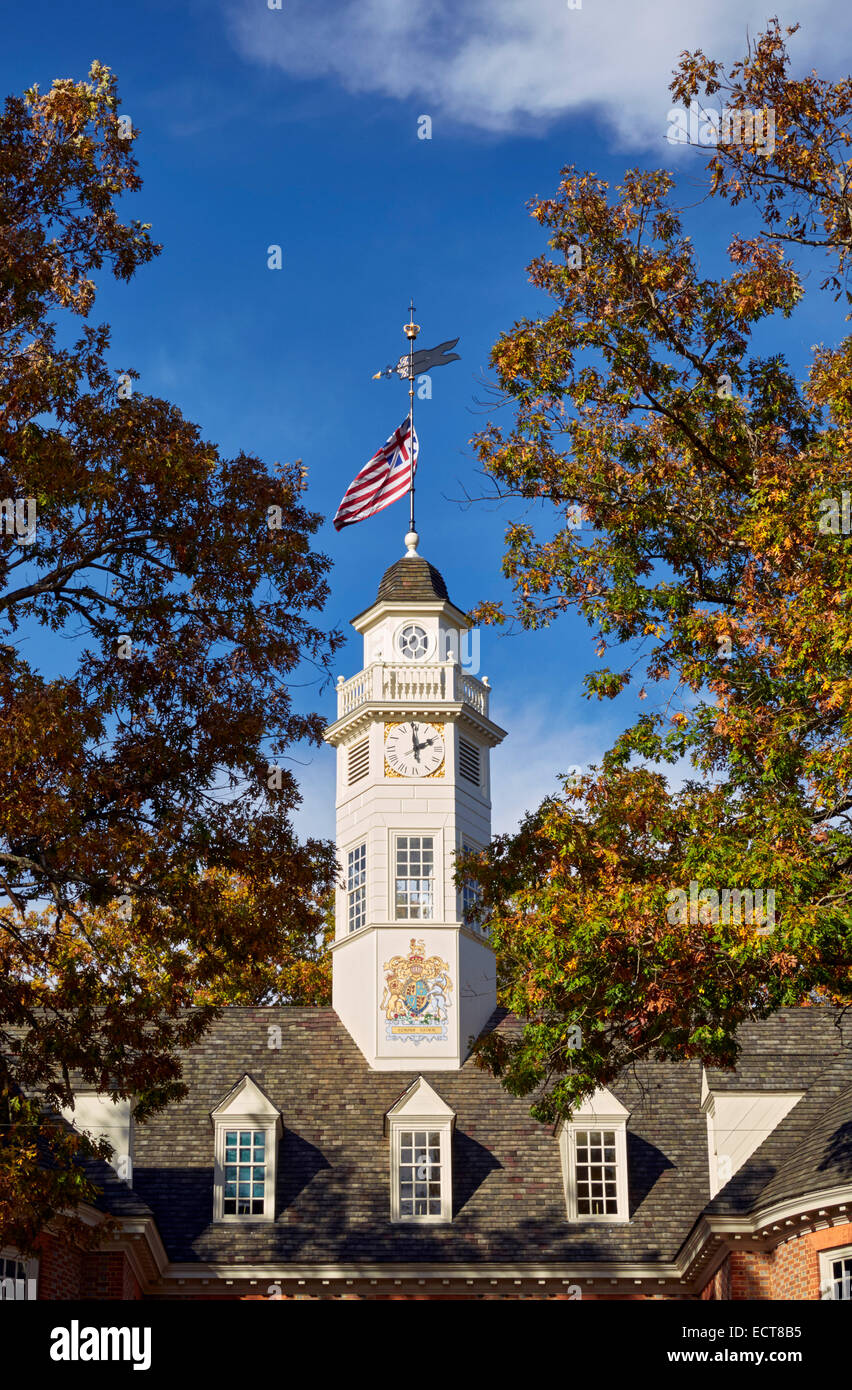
[559,1089,630,1223]
[390,1122,453,1224]
[0,1249,38,1301]
[459,839,483,928]
[819,1245,852,1300]
[386,1078,455,1225]
[212,1076,282,1224]
[346,840,367,933]
[392,831,439,922]
[394,620,434,662]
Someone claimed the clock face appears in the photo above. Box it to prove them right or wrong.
[384,721,444,778]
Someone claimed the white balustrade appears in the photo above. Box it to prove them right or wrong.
[337,669,370,715]
[459,673,488,715]
[384,663,447,703]
[336,662,490,718]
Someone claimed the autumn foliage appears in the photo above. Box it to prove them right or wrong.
[0,64,337,1248]
[465,22,852,1120]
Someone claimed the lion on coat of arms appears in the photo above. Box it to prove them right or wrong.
[381,938,453,1025]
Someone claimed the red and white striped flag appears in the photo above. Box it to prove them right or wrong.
[333,419,418,531]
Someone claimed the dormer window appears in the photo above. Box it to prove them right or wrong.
[700,1071,803,1197]
[212,1075,282,1223]
[559,1088,630,1222]
[386,1077,454,1223]
[60,1093,134,1183]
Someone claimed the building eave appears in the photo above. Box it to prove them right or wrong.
[324,701,507,747]
[350,598,471,631]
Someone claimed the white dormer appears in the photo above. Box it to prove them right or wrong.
[558,1087,630,1222]
[211,1075,283,1222]
[701,1069,804,1197]
[386,1076,455,1223]
[61,1093,134,1184]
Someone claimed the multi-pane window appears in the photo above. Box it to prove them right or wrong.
[574,1128,619,1216]
[0,1255,34,1301]
[398,1129,443,1218]
[387,1079,454,1224]
[223,1129,266,1216]
[395,835,434,919]
[347,842,367,932]
[828,1252,852,1300]
[461,842,482,921]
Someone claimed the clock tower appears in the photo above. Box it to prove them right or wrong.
[324,531,507,1070]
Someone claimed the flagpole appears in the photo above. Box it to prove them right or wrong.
[403,300,419,540]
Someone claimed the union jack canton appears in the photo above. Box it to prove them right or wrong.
[333,419,419,531]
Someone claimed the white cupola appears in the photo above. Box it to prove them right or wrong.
[323,535,507,1070]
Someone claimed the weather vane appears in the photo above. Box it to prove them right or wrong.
[371,303,460,535]
[333,305,460,541]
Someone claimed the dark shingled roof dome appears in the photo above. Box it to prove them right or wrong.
[377,554,450,604]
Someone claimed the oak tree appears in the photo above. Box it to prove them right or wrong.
[0,64,339,1248]
[465,22,852,1120]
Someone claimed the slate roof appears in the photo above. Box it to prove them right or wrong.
[84,1155,154,1220]
[130,1006,708,1267]
[705,1021,852,1219]
[25,1006,852,1268]
[376,554,450,605]
[703,1009,848,1093]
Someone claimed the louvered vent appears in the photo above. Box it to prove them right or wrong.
[458,737,481,786]
[348,737,370,784]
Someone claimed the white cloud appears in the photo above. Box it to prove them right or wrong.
[488,695,611,834]
[227,0,841,143]
[490,692,705,835]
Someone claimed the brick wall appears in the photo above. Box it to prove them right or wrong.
[771,1222,852,1301]
[729,1249,773,1299]
[36,1232,84,1300]
[35,1232,140,1300]
[700,1257,731,1301]
[81,1249,141,1300]
[698,1223,852,1301]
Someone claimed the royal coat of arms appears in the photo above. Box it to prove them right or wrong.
[381,939,453,1042]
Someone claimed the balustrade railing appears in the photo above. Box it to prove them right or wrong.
[336,662,489,719]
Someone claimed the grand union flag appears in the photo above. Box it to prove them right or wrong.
[333,419,419,530]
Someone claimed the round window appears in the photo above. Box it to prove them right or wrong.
[397,623,430,660]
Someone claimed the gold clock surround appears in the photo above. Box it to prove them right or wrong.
[384,720,446,779]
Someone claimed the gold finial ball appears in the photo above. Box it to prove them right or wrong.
[403,321,420,339]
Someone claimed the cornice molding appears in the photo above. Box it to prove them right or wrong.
[324,702,506,747]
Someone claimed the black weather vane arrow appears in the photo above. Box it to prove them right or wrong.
[372,337,461,380]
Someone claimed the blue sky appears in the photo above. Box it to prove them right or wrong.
[3,0,846,840]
